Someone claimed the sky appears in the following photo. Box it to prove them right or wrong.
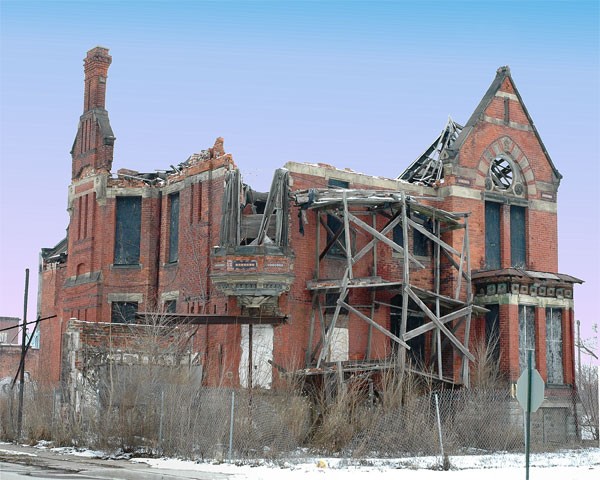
[0,1,598,357]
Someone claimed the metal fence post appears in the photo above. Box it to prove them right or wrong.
[228,391,235,462]
[159,389,164,449]
[434,392,445,464]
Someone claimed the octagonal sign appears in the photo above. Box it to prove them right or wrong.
[516,368,545,413]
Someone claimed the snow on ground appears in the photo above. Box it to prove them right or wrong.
[131,449,600,480]
[5,441,596,480]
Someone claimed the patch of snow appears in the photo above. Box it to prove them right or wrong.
[131,449,600,480]
[49,446,104,458]
[0,448,37,457]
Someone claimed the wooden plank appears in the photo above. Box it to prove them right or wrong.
[455,228,467,299]
[347,211,425,269]
[317,269,350,368]
[440,248,470,282]
[407,217,461,257]
[319,216,348,259]
[339,300,410,350]
[352,213,401,263]
[405,288,475,362]
[342,191,354,279]
[403,306,472,341]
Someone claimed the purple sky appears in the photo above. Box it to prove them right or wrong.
[0,1,598,360]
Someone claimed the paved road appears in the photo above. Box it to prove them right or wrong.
[0,443,232,480]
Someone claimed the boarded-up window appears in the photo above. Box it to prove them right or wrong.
[485,201,501,269]
[510,205,526,267]
[485,304,501,362]
[518,305,535,372]
[327,179,349,256]
[114,196,141,265]
[168,192,180,263]
[111,301,138,324]
[546,307,564,384]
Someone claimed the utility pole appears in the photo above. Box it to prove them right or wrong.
[17,268,29,442]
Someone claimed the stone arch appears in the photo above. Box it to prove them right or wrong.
[474,136,537,197]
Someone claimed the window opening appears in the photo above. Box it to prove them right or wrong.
[327,179,349,256]
[546,307,563,384]
[490,156,514,190]
[390,294,424,363]
[164,299,177,314]
[111,301,138,324]
[510,205,526,267]
[413,213,430,257]
[485,304,500,362]
[518,305,535,372]
[168,192,180,263]
[485,201,501,269]
[114,196,141,265]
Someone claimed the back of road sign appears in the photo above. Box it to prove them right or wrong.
[516,368,545,412]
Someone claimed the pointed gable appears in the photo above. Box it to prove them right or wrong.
[451,66,561,184]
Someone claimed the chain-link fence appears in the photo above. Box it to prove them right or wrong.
[0,378,590,461]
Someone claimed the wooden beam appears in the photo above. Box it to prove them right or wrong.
[403,306,472,341]
[319,216,348,260]
[440,247,470,282]
[343,191,354,279]
[339,300,410,350]
[405,288,474,362]
[347,211,425,269]
[407,217,461,257]
[317,269,350,368]
[352,213,402,263]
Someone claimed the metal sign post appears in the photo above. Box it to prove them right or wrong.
[516,349,545,480]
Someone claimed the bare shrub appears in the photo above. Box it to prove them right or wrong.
[470,332,503,389]
[578,364,599,441]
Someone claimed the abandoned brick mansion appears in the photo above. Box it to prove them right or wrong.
[39,47,581,436]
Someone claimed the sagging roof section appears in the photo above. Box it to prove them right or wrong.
[398,117,463,187]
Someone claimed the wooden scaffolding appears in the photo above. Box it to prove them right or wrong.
[294,188,481,386]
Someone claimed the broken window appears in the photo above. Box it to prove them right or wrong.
[546,307,564,384]
[114,196,141,265]
[168,192,180,263]
[510,205,526,267]
[164,299,177,314]
[327,179,349,256]
[485,304,500,362]
[518,305,535,372]
[485,201,501,269]
[111,301,138,324]
[413,213,430,257]
[325,292,348,315]
[393,222,404,248]
[490,156,514,190]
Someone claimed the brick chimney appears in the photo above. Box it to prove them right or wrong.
[83,46,112,112]
[71,46,115,180]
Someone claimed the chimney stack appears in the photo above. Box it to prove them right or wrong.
[71,46,115,179]
[83,46,112,112]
